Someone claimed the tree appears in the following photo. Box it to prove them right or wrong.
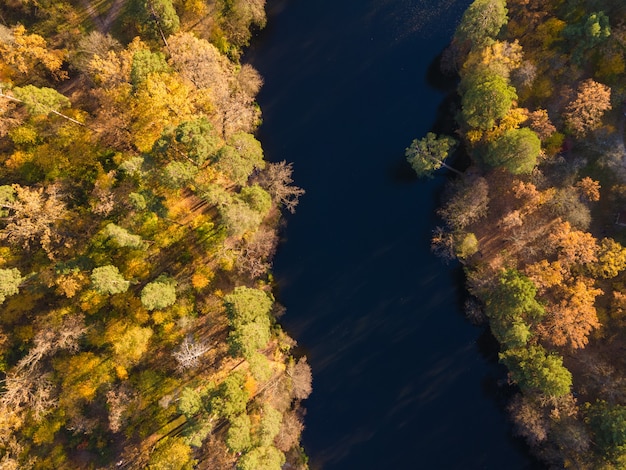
[90,265,130,295]
[226,414,252,453]
[104,223,146,249]
[590,238,626,279]
[209,372,248,419]
[130,50,169,88]
[257,405,282,447]
[72,31,122,75]
[106,322,154,366]
[220,0,267,48]
[500,346,572,397]
[526,109,556,141]
[148,437,195,470]
[154,118,221,166]
[0,25,66,79]
[224,286,273,325]
[586,401,626,460]
[0,184,67,257]
[229,316,272,359]
[274,410,304,452]
[178,387,204,418]
[455,0,508,48]
[141,276,177,310]
[162,161,198,189]
[563,79,611,137]
[485,269,545,349]
[256,161,305,213]
[215,133,266,185]
[482,127,541,174]
[286,357,313,401]
[539,279,601,350]
[438,175,489,230]
[548,222,598,267]
[237,446,285,470]
[128,0,181,41]
[239,185,272,215]
[460,69,517,130]
[0,268,22,304]
[563,12,611,63]
[172,336,211,371]
[8,86,73,120]
[405,132,460,178]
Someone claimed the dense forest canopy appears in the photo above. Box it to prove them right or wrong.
[410,0,626,467]
[0,1,309,469]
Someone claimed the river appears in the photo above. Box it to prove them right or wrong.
[246,1,544,468]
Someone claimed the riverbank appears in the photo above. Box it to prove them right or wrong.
[426,0,626,467]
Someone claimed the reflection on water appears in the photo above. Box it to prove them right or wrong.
[247,0,544,468]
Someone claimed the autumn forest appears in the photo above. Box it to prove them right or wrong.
[0,0,311,469]
[407,0,626,467]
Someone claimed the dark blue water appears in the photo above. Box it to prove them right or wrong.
[246,1,544,469]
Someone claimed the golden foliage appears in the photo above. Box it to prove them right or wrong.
[0,25,66,79]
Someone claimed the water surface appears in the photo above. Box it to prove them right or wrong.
[247,1,544,468]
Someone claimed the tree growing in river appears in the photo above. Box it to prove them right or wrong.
[405,132,460,177]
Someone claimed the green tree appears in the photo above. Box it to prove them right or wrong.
[162,161,198,189]
[224,286,273,325]
[209,372,248,419]
[141,275,177,310]
[104,223,147,249]
[586,401,626,459]
[227,413,252,453]
[482,127,541,174]
[215,133,265,186]
[563,11,611,63]
[229,315,272,359]
[128,0,181,40]
[10,85,71,117]
[405,133,460,178]
[237,445,285,470]
[455,0,508,48]
[90,265,130,295]
[178,387,204,418]
[485,269,545,349]
[239,185,272,216]
[460,70,517,130]
[500,346,572,397]
[257,405,283,447]
[0,268,23,304]
[130,49,169,88]
[155,118,221,166]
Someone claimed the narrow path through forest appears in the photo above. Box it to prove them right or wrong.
[80,0,126,34]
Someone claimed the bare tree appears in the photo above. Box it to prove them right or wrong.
[286,357,312,401]
[236,226,278,279]
[257,161,305,213]
[172,336,212,371]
